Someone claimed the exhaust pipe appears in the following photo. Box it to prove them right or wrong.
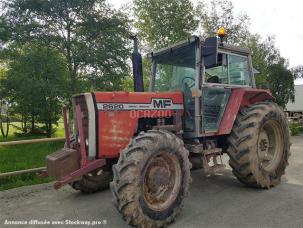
[130,35,144,92]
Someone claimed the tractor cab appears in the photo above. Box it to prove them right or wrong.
[148,30,256,138]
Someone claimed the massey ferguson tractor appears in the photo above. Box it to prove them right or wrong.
[45,28,290,227]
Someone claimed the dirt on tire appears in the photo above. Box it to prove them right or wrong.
[110,130,191,227]
[227,101,291,188]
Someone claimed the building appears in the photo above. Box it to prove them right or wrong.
[286,85,303,111]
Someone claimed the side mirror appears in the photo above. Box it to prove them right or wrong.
[202,37,218,68]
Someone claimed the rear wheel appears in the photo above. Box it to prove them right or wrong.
[71,168,113,193]
[227,101,290,188]
[110,130,191,227]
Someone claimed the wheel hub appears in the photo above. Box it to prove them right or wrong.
[143,153,181,211]
[146,166,170,192]
[257,120,283,172]
[259,130,269,154]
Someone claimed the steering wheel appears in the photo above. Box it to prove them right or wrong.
[182,77,195,89]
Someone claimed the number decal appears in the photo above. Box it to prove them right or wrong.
[102,103,124,110]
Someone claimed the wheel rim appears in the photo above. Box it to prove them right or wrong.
[257,119,284,172]
[142,152,181,212]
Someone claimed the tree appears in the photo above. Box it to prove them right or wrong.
[0,16,11,45]
[247,34,284,87]
[1,0,131,95]
[5,43,68,137]
[196,0,250,45]
[0,66,10,138]
[268,63,295,108]
[134,0,197,49]
[291,65,303,79]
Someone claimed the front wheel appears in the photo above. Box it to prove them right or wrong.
[227,101,291,188]
[110,130,191,227]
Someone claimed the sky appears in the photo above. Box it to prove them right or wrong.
[109,0,303,84]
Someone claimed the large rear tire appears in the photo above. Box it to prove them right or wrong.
[71,168,113,193]
[110,130,191,227]
[227,101,290,188]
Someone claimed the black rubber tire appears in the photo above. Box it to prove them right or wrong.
[110,130,191,227]
[71,169,113,193]
[227,101,291,188]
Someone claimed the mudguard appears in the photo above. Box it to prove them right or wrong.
[217,88,275,135]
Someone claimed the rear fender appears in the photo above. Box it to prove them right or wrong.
[217,88,274,135]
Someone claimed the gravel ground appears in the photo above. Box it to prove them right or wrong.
[1,135,303,228]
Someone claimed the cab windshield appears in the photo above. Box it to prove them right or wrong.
[153,43,196,92]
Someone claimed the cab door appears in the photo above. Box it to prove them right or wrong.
[202,87,231,133]
[201,52,253,133]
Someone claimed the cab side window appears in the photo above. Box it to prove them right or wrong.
[205,53,228,84]
[205,53,252,86]
[228,54,251,86]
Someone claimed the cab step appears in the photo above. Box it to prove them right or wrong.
[202,147,225,175]
[185,143,225,175]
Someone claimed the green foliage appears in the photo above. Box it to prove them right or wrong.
[142,57,152,91]
[0,65,10,138]
[289,122,303,136]
[121,57,151,92]
[197,0,250,45]
[134,0,197,49]
[246,35,283,87]
[291,65,303,79]
[1,0,131,94]
[4,43,68,137]
[0,16,11,42]
[268,63,295,108]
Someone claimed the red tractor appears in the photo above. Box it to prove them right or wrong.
[46,29,290,227]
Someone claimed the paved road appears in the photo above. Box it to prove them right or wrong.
[1,136,303,228]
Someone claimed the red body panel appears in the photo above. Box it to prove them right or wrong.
[217,88,274,135]
[93,89,273,158]
[94,91,184,158]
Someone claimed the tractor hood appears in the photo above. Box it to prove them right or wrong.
[72,91,184,160]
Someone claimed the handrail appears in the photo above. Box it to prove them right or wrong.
[0,137,65,146]
[0,167,46,178]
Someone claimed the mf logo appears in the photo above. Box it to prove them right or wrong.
[152,99,172,109]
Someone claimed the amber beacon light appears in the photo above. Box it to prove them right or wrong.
[217,27,226,43]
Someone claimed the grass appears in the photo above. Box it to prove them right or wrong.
[0,122,65,191]
[289,122,303,136]
[0,122,65,142]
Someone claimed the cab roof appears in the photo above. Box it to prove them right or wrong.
[147,36,251,58]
